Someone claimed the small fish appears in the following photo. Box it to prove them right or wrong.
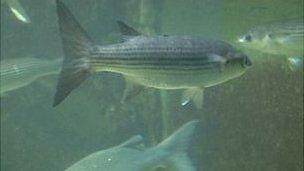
[238,18,304,70]
[287,57,303,71]
[4,0,31,23]
[53,0,251,107]
[0,57,61,94]
[65,120,200,171]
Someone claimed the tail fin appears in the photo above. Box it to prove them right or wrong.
[157,120,200,171]
[53,0,93,106]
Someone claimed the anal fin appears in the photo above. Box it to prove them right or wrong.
[181,88,204,109]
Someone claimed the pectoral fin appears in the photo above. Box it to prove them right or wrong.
[207,54,227,64]
[207,54,227,71]
[181,88,204,109]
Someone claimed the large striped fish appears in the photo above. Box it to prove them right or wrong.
[53,0,252,107]
[238,18,303,71]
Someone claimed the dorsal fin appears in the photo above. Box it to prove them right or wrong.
[118,135,144,150]
[116,20,141,36]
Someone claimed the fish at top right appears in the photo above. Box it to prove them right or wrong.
[238,17,303,71]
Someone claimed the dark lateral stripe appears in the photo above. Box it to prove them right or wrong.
[91,51,210,60]
[90,54,211,63]
[276,31,304,35]
[97,65,220,74]
[91,61,217,67]
[95,46,210,52]
[94,65,219,72]
[91,60,220,71]
[1,62,40,72]
[276,28,304,34]
[91,56,209,62]
[1,62,41,76]
[90,58,218,67]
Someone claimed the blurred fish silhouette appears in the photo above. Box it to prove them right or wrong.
[66,120,200,171]
[53,0,251,108]
[3,0,31,23]
[238,18,303,71]
[0,57,61,94]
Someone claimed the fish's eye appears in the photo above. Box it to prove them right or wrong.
[266,34,273,38]
[244,34,252,42]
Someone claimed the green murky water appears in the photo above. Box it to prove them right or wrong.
[1,0,303,170]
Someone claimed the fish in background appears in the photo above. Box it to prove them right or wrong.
[2,0,31,23]
[0,57,62,95]
[238,18,303,71]
[53,0,251,108]
[65,120,200,171]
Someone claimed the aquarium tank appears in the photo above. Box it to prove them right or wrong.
[1,0,303,170]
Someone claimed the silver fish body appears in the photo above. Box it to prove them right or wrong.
[0,57,61,94]
[66,120,200,171]
[238,18,304,57]
[91,36,250,89]
[53,0,251,106]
